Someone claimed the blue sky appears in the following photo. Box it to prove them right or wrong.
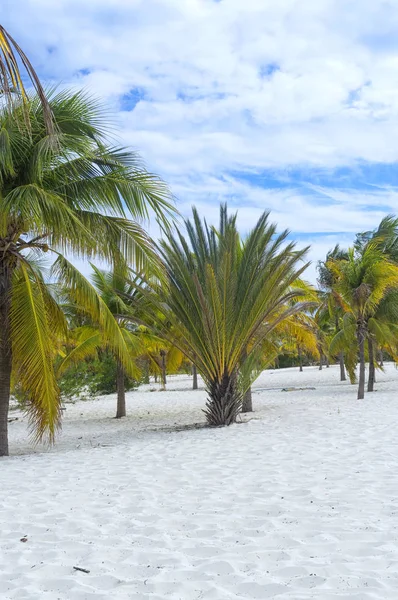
[4,0,398,281]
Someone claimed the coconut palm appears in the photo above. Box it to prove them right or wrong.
[240,282,319,413]
[279,312,320,373]
[328,244,398,399]
[0,91,174,455]
[58,267,146,418]
[150,342,184,390]
[136,205,311,426]
[317,245,350,380]
[367,289,398,390]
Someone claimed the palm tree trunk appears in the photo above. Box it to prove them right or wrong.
[339,352,346,381]
[192,364,198,390]
[378,349,384,367]
[319,353,323,370]
[326,355,330,368]
[298,346,303,372]
[160,351,166,389]
[367,338,375,393]
[204,371,242,426]
[0,266,13,456]
[142,358,150,385]
[357,326,366,400]
[242,386,253,413]
[115,360,126,418]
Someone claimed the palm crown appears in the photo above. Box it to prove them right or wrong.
[140,205,311,426]
[0,90,174,455]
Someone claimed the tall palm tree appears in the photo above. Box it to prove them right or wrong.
[317,245,349,381]
[352,217,398,389]
[278,311,320,373]
[328,244,398,399]
[0,91,174,455]
[57,267,148,418]
[241,283,319,412]
[137,205,311,426]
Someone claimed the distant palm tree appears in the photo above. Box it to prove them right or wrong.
[140,205,311,426]
[58,267,148,418]
[328,244,398,399]
[240,284,319,412]
[278,311,320,373]
[317,244,350,381]
[0,91,174,455]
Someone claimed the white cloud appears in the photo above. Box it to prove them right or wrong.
[4,0,398,280]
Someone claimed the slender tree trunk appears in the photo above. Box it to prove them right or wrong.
[204,370,241,426]
[143,358,150,385]
[242,386,253,413]
[367,338,375,393]
[378,349,384,367]
[160,350,166,389]
[326,355,330,368]
[154,372,158,383]
[319,352,323,370]
[240,347,252,412]
[192,364,198,390]
[298,346,303,372]
[357,326,366,400]
[115,360,126,418]
[0,266,13,456]
[339,352,346,381]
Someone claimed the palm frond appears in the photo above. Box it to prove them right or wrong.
[10,262,61,443]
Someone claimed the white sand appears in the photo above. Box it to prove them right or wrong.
[2,364,398,599]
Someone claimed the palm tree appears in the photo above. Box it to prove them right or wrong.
[241,284,319,413]
[317,245,349,381]
[58,267,153,418]
[328,244,398,399]
[152,343,184,390]
[279,312,320,373]
[367,289,398,390]
[137,205,311,426]
[0,91,174,455]
[192,363,199,389]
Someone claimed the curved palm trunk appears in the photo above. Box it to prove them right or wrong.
[0,265,13,456]
[192,364,198,390]
[367,338,375,392]
[242,386,253,413]
[357,325,366,400]
[204,371,242,426]
[339,352,346,381]
[115,360,126,418]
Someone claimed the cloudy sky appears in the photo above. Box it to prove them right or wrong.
[5,0,398,280]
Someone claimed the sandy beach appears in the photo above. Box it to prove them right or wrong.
[2,364,398,599]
